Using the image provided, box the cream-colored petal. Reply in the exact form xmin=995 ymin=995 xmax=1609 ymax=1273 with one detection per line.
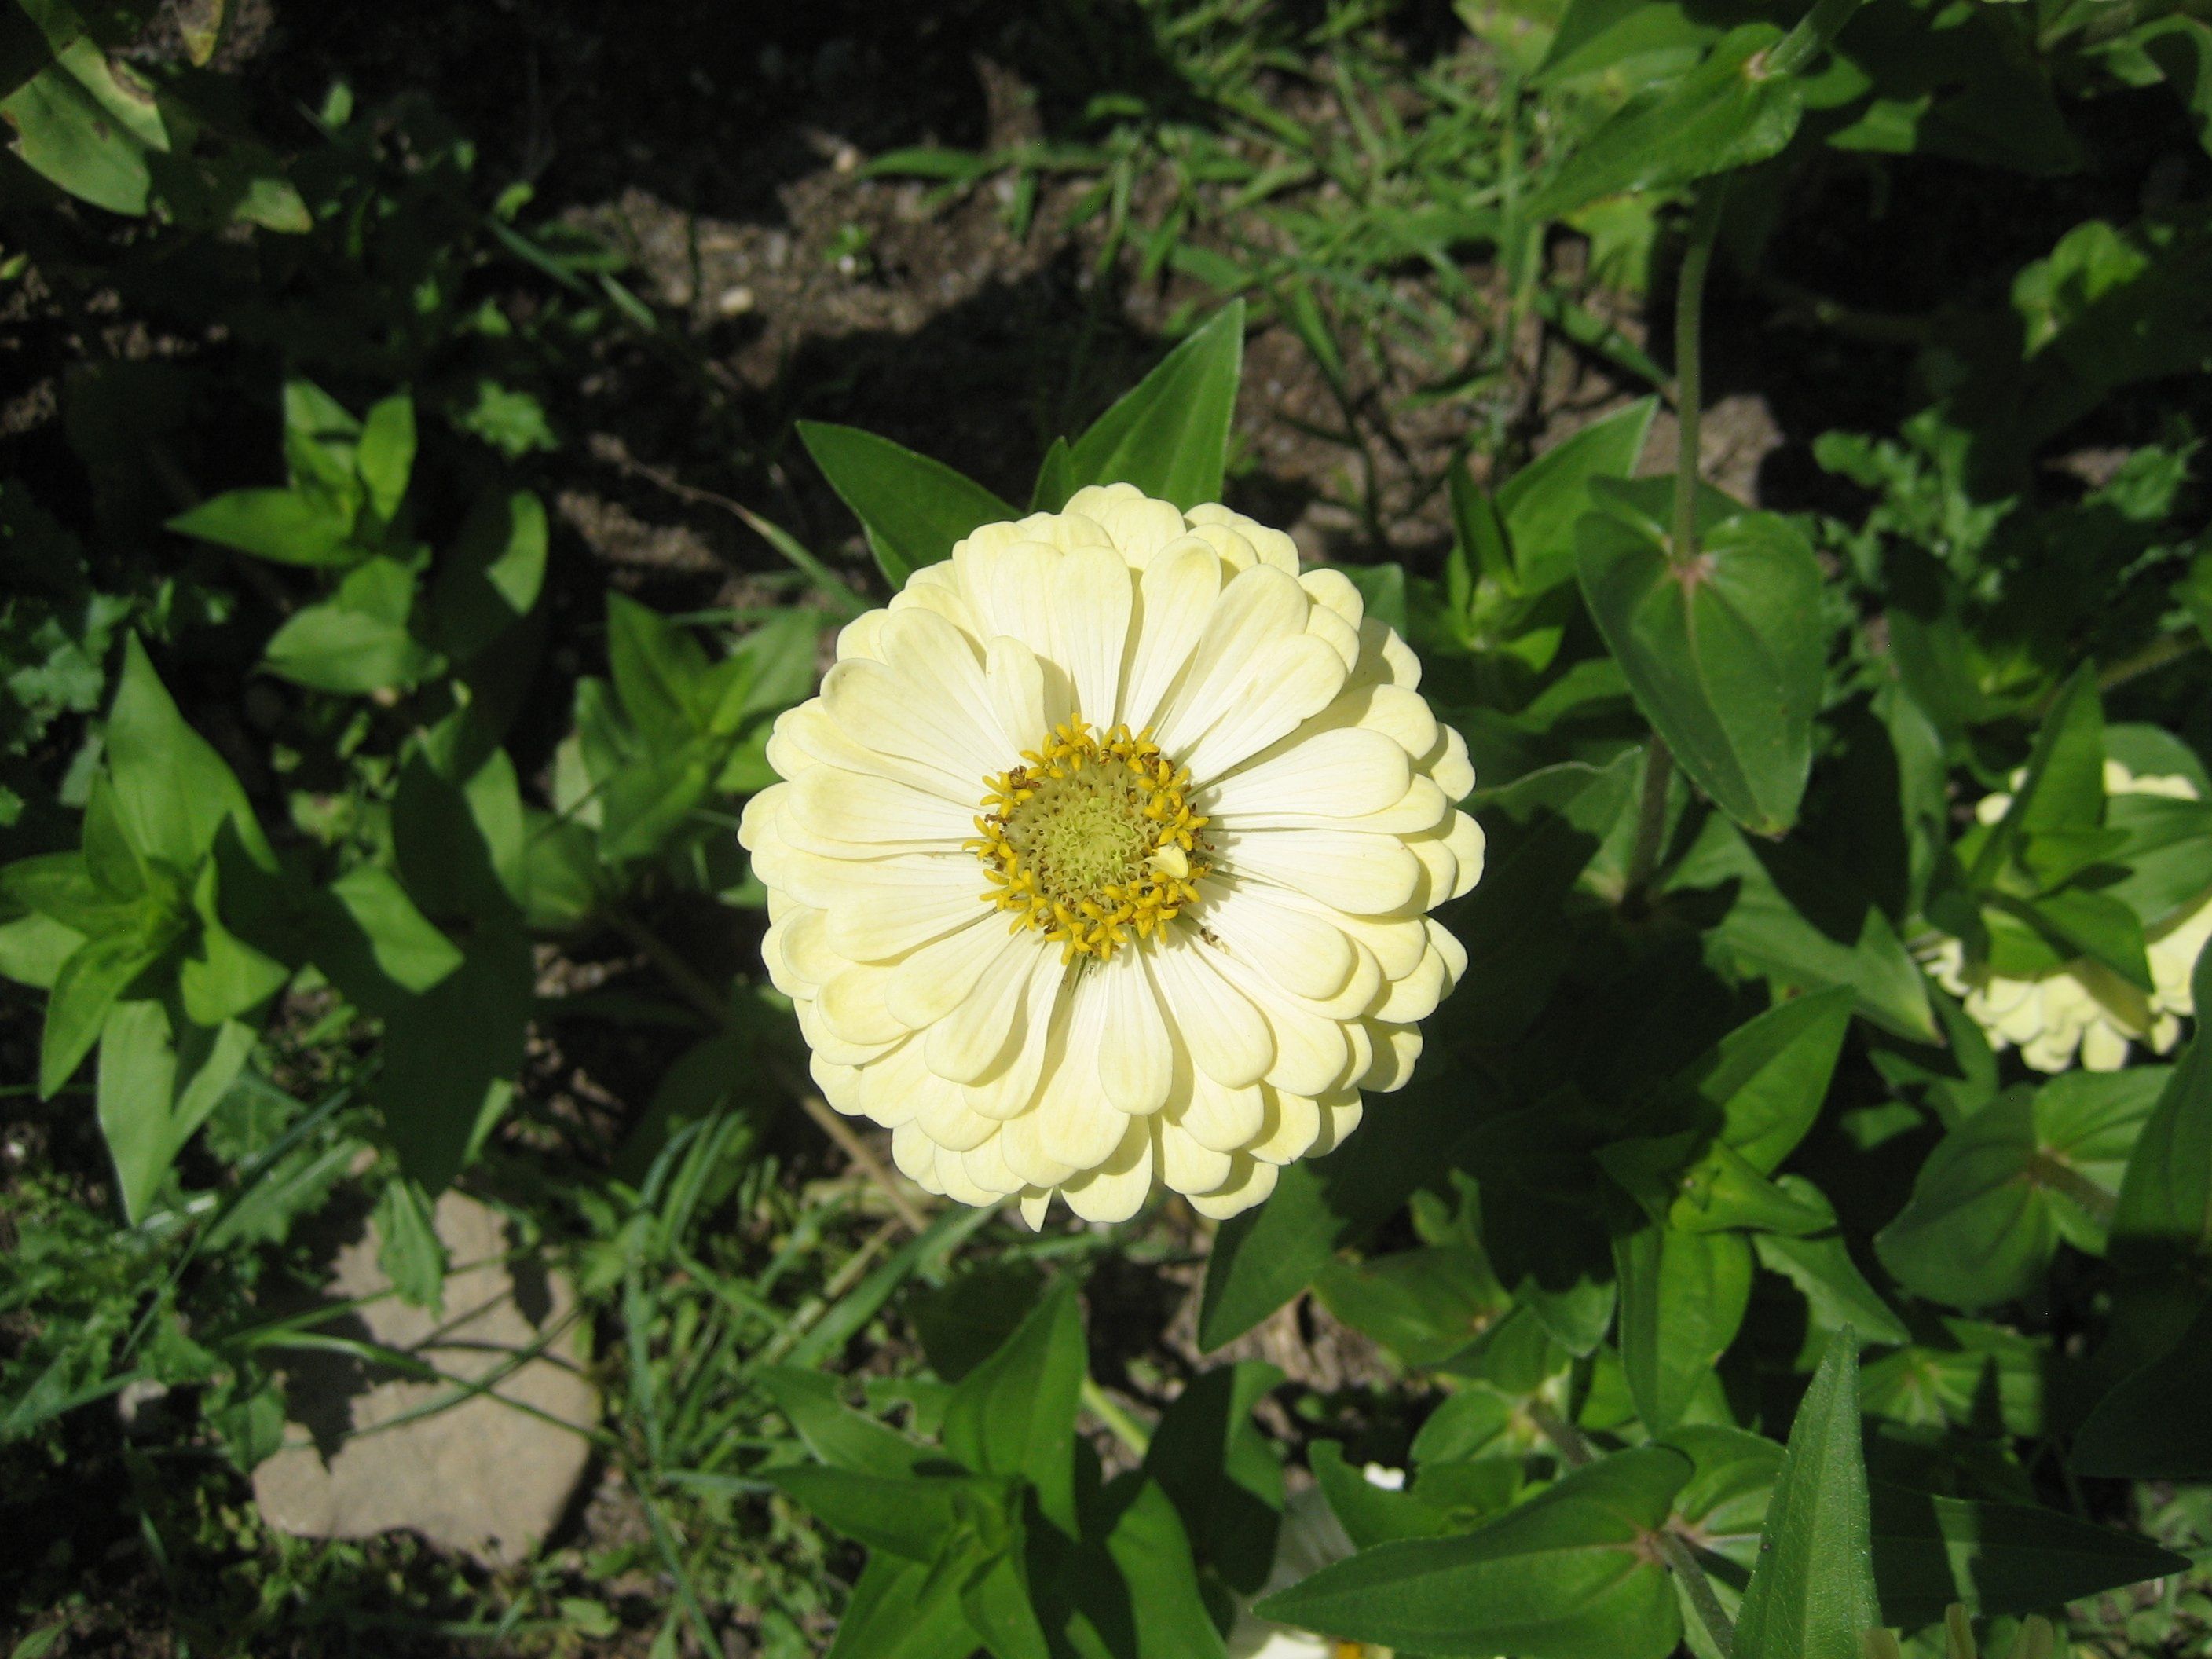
xmin=824 ymin=874 xmax=987 ymax=962
xmin=1098 ymin=952 xmax=1174 ymax=1115
xmin=774 ymin=700 xmax=980 ymax=805
xmin=1201 ymin=882 xmax=1356 ymax=1002
xmin=1065 ymin=485 xmax=1188 ymax=568
xmin=833 ymin=610 xmax=891 ymax=663
xmin=1217 ymin=828 xmax=1423 ymax=916
xmin=916 ymin=1068 xmax=1002 ymax=1152
xmin=1187 ymin=503 xmax=1300 ymax=574
xmin=822 ymin=657 xmax=1002 ymax=791
xmin=1202 ymin=727 xmax=1412 ymax=822
xmin=1019 ymin=1188 xmax=1053 ymax=1230
xmin=2080 ymin=1020 xmax=2130 ymax=1072
xmin=954 ymin=538 xmax=1059 ymax=660
xmin=1170 ymin=1069 xmax=1267 ymax=1154
xmin=961 ymin=1133 xmax=1027 ymax=1197
xmin=1061 ymin=1114 xmax=1155 ymax=1222
xmin=789 ymin=764 xmax=976 ymax=851
xmin=1053 ymin=545 xmax=1134 ymax=726
xmin=1147 ymin=930 xmax=1273 ymax=1086
xmin=817 ymin=961 xmax=910 ymax=1046
xmin=1426 ymin=722 xmax=1476 ymax=801
xmin=1155 ymin=1118 xmax=1234 ymax=1196
xmin=1299 ymin=567 xmax=1364 ymax=634
xmin=926 ymin=932 xmax=1057 ymax=1083
xmin=886 ymin=917 xmax=1018 ymax=1028
xmin=1188 ymin=1155 xmax=1278 ymax=1219
xmin=1443 ymin=810 xmax=1485 ymax=899
xmin=1347 ymin=618 xmax=1421 ymax=692
xmin=1372 ymin=943 xmax=1449 ymax=1024
xmin=1000 ymin=1104 xmax=1079 ymax=1188
xmin=931 ymin=1143 xmax=999 ymax=1207
xmin=1248 ymin=1088 xmax=1321 ymax=1164
xmin=891 ymin=1120 xmax=939 ymax=1185
xmin=1038 ymin=971 xmax=1127 ymax=1169
xmin=1199 ymin=950 xmax=1350 ymax=1095
xmin=985 ymin=634 xmax=1069 ymax=757
xmin=1361 ymin=1021 xmax=1421 ymax=1090
xmin=962 ymin=953 xmax=1069 ymax=1119
xmin=1312 ymin=1088 xmax=1364 ymax=1155
xmin=1119 ymin=541 xmax=1223 ymax=734
xmin=1152 ymin=566 xmax=1311 ymax=756
xmin=1178 ymin=633 xmax=1348 ymax=781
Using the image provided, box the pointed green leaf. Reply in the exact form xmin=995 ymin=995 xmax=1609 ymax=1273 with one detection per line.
xmin=2072 ymin=1295 xmax=2212 ymax=1479
xmin=1141 ymin=1360 xmax=1285 ymax=1592
xmin=1615 ymin=1222 xmax=1752 ymax=1434
xmin=606 ymin=592 xmax=712 ymax=751
xmin=1254 ymin=1446 xmax=1690 ymax=1659
xmin=42 ymin=928 xmax=160 ymax=1099
xmin=760 ymin=1367 xmax=931 ymax=1478
xmin=107 ymin=635 xmax=270 ymax=871
xmin=1683 ymin=987 xmax=1855 ymax=1174
xmin=1091 ymin=1473 xmax=1232 ymax=1659
xmin=1870 ymin=1483 xmax=2191 ymax=1624
xmin=799 ymin=420 xmax=1019 ymax=588
xmin=355 ymin=393 xmax=416 ymax=525
xmin=942 ymin=1278 xmax=1085 ymax=1535
xmin=262 ymin=556 xmax=440 ymax=694
xmin=1578 ymin=508 xmax=1826 ymax=837
xmin=1064 ymin=302 xmax=1244 ymax=510
xmin=1497 ymin=397 xmax=1657 ymax=595
xmin=1734 ymin=1330 xmax=1879 ymax=1659
xmin=167 ymin=487 xmax=360 ymax=566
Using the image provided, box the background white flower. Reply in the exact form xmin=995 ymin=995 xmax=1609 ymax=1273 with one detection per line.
xmin=739 ymin=484 xmax=1479 ymax=1225
xmin=1925 ymin=760 xmax=2212 ymax=1071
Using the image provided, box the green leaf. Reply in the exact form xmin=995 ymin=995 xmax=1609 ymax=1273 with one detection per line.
xmin=42 ymin=928 xmax=161 ymax=1099
xmin=798 ymin=421 xmax=1019 ymax=589
xmin=1526 ymin=26 xmax=1807 ymax=222
xmin=1198 ymin=1069 xmax=1469 ymax=1349
xmin=1869 ymin=1483 xmax=2192 ymax=1624
xmin=941 ymin=1278 xmax=1085 ymax=1536
xmin=1254 ymin=1446 xmax=1690 ymax=1659
xmin=1860 ymin=1317 xmax=2047 ymax=1439
xmin=2108 ymin=943 xmax=2212 ymax=1359
xmin=167 ymin=487 xmax=359 ymax=566
xmin=1668 ymin=815 xmax=1939 ymax=1042
xmin=0 ymin=57 xmax=151 ymax=214
xmin=95 ymin=1000 xmax=253 ymax=1222
xmin=373 ymin=1174 xmax=446 ymax=1313
xmin=1682 ymin=987 xmax=1855 ymax=1174
xmin=759 ymin=1367 xmax=931 ymax=1478
xmin=1316 ymin=1246 xmax=1509 ymax=1369
xmin=1968 ymin=667 xmax=2105 ymax=891
xmin=1875 ymin=1069 xmax=2165 ymax=1310
xmin=374 ymin=934 xmax=531 ymax=1191
xmin=1733 ymin=1330 xmax=1878 ymax=1659
xmin=1614 ymin=1222 xmax=1752 ymax=1434
xmin=317 ymin=865 xmax=464 ymax=1003
xmin=355 ymin=393 xmax=416 ymax=525
xmin=606 ymin=592 xmax=711 ymax=753
xmin=1577 ymin=508 xmax=1826 ymax=837
xmin=430 ymin=489 xmax=548 ymax=659
xmin=1031 ymin=436 xmax=1075 ymax=514
xmin=1496 ymin=397 xmax=1658 ymax=595
xmin=107 ymin=635 xmax=270 ymax=872
xmin=1311 ymin=1437 xmax=1457 ymax=1547
xmin=1141 ymin=1361 xmax=1284 ymax=1593
xmin=1090 ymin=1473 xmax=1232 ymax=1659
xmin=262 ymin=556 xmax=441 ymax=695
xmin=2071 ymin=1295 xmax=2212 ymax=1479
xmin=1064 ymin=302 xmax=1244 ymax=511
xmin=826 ymin=1555 xmax=976 ymax=1659
xmin=1753 ymin=1178 xmax=1910 ymax=1346
xmin=762 ymin=1466 xmax=998 ymax=1562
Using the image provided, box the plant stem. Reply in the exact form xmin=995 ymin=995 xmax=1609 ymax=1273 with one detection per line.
xmin=1672 ymin=181 xmax=1730 ymax=569
xmin=1657 ymin=1530 xmax=1738 ymax=1659
xmin=1081 ymin=1377 xmax=1154 ymax=1458
xmin=609 ymin=906 xmax=929 ymax=1234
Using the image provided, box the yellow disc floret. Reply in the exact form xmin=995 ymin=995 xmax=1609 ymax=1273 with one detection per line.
xmin=968 ymin=717 xmax=1211 ymax=962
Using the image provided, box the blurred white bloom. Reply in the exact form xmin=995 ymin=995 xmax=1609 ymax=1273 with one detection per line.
xmin=1228 ymin=1465 xmax=1402 ymax=1659
xmin=741 ymin=485 xmax=1479 ymax=1225
xmin=1925 ymin=760 xmax=2212 ymax=1071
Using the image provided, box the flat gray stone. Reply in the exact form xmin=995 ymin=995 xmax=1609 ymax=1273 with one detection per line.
xmin=252 ymin=1188 xmax=599 ymax=1567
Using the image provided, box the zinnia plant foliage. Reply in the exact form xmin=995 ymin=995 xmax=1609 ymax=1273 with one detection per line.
xmin=9 ymin=0 xmax=2212 ymax=1652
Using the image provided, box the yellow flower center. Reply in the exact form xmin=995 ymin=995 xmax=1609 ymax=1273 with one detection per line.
xmin=968 ymin=716 xmax=1211 ymax=962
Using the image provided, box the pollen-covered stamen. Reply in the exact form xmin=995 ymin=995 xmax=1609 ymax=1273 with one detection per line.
xmin=966 ymin=716 xmax=1212 ymax=962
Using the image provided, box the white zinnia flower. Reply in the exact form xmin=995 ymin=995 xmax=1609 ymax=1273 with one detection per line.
xmin=1924 ymin=760 xmax=2212 ymax=1072
xmin=738 ymin=484 xmax=1479 ymax=1226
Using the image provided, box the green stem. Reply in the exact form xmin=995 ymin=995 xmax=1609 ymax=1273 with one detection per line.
xmin=1081 ymin=1377 xmax=1153 ymax=1458
xmin=1672 ymin=181 xmax=1730 ymax=569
